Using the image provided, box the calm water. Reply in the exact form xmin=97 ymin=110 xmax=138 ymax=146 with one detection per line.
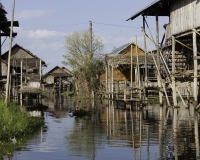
xmin=2 ymin=97 xmax=200 ymax=160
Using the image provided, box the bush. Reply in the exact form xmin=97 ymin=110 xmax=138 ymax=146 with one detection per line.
xmin=0 ymin=99 xmax=44 ymax=142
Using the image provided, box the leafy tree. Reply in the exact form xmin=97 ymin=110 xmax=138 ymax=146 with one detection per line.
xmin=63 ymin=30 xmax=104 ymax=97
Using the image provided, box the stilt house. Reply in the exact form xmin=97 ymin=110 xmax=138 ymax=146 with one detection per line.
xmin=1 ymin=43 xmax=46 ymax=100
xmin=127 ymin=0 xmax=200 ymax=106
xmin=100 ymin=42 xmax=155 ymax=100
xmin=43 ymin=66 xmax=73 ymax=95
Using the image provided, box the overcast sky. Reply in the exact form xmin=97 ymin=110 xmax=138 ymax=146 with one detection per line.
xmin=1 ymin=0 xmax=169 ymax=73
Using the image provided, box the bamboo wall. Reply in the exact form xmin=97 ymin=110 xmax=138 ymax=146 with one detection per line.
xmin=166 ymin=0 xmax=200 ymax=39
xmin=1 ymin=61 xmax=7 ymax=76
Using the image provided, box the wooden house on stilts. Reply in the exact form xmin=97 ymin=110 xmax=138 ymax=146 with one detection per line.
xmin=100 ymin=42 xmax=156 ymax=101
xmin=43 ymin=66 xmax=73 ymax=97
xmin=127 ymin=0 xmax=200 ymax=107
xmin=1 ymin=43 xmax=46 ymax=106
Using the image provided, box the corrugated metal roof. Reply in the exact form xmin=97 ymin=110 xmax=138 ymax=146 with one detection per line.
xmin=110 ymin=43 xmax=130 ymax=55
xmin=126 ymin=0 xmax=170 ymax=21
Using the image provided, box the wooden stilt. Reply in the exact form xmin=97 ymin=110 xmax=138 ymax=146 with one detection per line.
xmin=116 ymin=81 xmax=118 ymax=100
xmin=105 ymin=65 xmax=108 ymax=94
xmin=156 ymin=14 xmax=163 ymax=105
xmin=130 ymin=44 xmax=133 ymax=100
xmin=124 ymin=81 xmax=126 ymax=101
xmin=20 ymin=60 xmax=23 ymax=107
xmin=172 ymin=36 xmax=177 ymax=106
xmin=111 ymin=65 xmax=114 ymax=99
xmin=108 ymin=65 xmax=111 ymax=99
xmin=187 ymin=81 xmax=191 ymax=105
xmin=193 ymin=32 xmax=198 ymax=107
xmin=144 ymin=32 xmax=170 ymax=106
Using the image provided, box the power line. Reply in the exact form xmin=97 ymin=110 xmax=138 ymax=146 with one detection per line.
xmin=22 ymin=23 xmax=88 ymax=29
xmin=93 ymin=26 xmax=130 ymax=34
xmin=93 ymin=21 xmax=141 ymax=28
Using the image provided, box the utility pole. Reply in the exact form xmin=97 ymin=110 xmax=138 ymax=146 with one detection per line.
xmin=5 ymin=0 xmax=15 ymax=102
xmin=89 ymin=21 xmax=93 ymax=59
xmin=89 ymin=21 xmax=94 ymax=98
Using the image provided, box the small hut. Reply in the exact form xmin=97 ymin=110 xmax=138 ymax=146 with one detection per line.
xmin=100 ymin=42 xmax=155 ymax=100
xmin=43 ymin=66 xmax=73 ymax=95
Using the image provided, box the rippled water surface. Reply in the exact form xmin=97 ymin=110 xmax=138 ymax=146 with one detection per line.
xmin=3 ymin=98 xmax=200 ymax=160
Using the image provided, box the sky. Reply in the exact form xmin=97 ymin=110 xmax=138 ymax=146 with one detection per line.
xmin=1 ymin=0 xmax=169 ymax=74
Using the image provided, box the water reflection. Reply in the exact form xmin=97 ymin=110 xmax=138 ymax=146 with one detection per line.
xmin=2 ymin=97 xmax=200 ymax=160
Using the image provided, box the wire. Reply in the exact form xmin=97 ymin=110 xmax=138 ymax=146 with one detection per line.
xmin=93 ymin=26 xmax=130 ymax=34
xmin=93 ymin=21 xmax=140 ymax=28
xmin=22 ymin=23 xmax=88 ymax=29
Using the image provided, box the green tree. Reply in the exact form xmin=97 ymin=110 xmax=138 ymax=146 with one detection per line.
xmin=63 ymin=29 xmax=104 ymax=97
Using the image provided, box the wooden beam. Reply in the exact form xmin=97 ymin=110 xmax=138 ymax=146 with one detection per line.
xmin=193 ymin=56 xmax=200 ymax=60
xmin=175 ymin=39 xmax=200 ymax=54
xmin=188 ymin=26 xmax=200 ymax=37
xmin=0 ymin=21 xmax=19 ymax=27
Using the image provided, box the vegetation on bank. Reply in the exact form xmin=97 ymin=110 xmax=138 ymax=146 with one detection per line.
xmin=0 ymin=100 xmax=44 ymax=143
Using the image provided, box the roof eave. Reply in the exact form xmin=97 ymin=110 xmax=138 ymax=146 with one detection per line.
xmin=126 ymin=0 xmax=170 ymax=21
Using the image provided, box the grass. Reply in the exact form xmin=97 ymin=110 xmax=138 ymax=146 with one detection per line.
xmin=0 ymin=99 xmax=44 ymax=142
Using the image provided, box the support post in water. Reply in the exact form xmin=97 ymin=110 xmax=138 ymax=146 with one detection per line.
xmin=172 ymin=36 xmax=177 ymax=106
xmin=156 ymin=14 xmax=163 ymax=105
xmin=193 ymin=31 xmax=198 ymax=108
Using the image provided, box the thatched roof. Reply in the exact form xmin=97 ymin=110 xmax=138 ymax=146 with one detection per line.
xmin=105 ymin=54 xmax=155 ymax=68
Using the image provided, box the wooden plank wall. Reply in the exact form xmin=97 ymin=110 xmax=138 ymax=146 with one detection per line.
xmin=167 ymin=0 xmax=200 ymax=38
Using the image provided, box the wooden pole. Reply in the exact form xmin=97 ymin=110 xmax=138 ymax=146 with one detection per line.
xmin=108 ymin=65 xmax=110 ymax=99
xmin=89 ymin=21 xmax=93 ymax=59
xmin=194 ymin=112 xmax=199 ymax=158
xmin=111 ymin=65 xmax=114 ymax=99
xmin=105 ymin=65 xmax=108 ymax=94
xmin=130 ymin=44 xmax=133 ymax=99
xmin=156 ymin=14 xmax=163 ymax=105
xmin=135 ymin=37 xmax=140 ymax=88
xmin=39 ymin=58 xmax=42 ymax=104
xmin=5 ymin=0 xmax=15 ymax=102
xmin=20 ymin=60 xmax=22 ymax=107
xmin=172 ymin=36 xmax=177 ymax=106
xmin=124 ymin=80 xmax=126 ymax=101
xmin=193 ymin=32 xmax=198 ymax=107
xmin=175 ymin=39 xmax=200 ymax=54
xmin=143 ymin=16 xmax=148 ymax=84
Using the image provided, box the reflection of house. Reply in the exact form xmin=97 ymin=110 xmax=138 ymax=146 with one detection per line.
xmin=43 ymin=66 xmax=73 ymax=94
xmin=100 ymin=42 xmax=155 ymax=100
xmin=1 ymin=43 xmax=46 ymax=103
